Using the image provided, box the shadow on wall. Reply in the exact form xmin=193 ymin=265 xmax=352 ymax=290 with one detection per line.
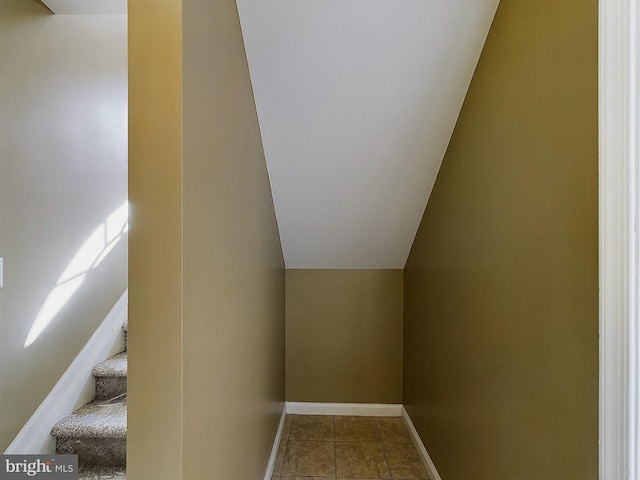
xmin=24 ymin=202 xmax=129 ymax=348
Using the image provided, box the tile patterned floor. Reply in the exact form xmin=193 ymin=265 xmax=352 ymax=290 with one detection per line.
xmin=272 ymin=414 xmax=430 ymax=480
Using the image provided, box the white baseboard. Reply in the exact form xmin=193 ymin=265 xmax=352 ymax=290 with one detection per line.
xmin=286 ymin=402 xmax=402 ymax=417
xmin=263 ymin=405 xmax=287 ymax=480
xmin=4 ymin=290 xmax=128 ymax=454
xmin=401 ymin=406 xmax=442 ymax=480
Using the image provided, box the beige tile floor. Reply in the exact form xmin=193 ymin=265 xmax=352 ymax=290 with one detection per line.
xmin=272 ymin=414 xmax=430 ymax=480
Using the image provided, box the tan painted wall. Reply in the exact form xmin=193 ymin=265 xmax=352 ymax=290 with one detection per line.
xmin=128 ymin=0 xmax=183 ymax=478
xmin=128 ymin=0 xmax=285 ymax=478
xmin=0 ymin=0 xmax=127 ymax=450
xmin=181 ymin=0 xmax=285 ymax=478
xmin=403 ymin=1 xmax=598 ymax=479
xmin=286 ymin=270 xmax=403 ymax=403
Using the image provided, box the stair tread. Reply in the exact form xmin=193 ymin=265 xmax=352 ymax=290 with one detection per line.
xmin=92 ymin=352 xmax=127 ymax=377
xmin=78 ymin=466 xmax=126 ymax=480
xmin=52 ymin=400 xmax=127 ymax=439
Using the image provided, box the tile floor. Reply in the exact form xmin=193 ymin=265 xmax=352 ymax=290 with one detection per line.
xmin=272 ymin=414 xmax=430 ymax=480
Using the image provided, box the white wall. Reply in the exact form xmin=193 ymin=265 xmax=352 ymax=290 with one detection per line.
xmin=0 ymin=0 xmax=127 ymax=450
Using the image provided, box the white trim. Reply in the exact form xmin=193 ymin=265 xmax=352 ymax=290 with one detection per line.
xmin=4 ymin=291 xmax=128 ymax=454
xmin=629 ymin=1 xmax=640 ymax=476
xmin=285 ymin=402 xmax=402 ymax=417
xmin=401 ymin=407 xmax=442 ymax=480
xmin=629 ymin=0 xmax=640 ymax=475
xmin=39 ymin=0 xmax=126 ymax=15
xmin=600 ymin=0 xmax=640 ymax=478
xmin=263 ymin=405 xmax=287 ymax=480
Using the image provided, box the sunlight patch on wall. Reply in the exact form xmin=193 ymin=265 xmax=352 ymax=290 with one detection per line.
xmin=24 ymin=202 xmax=129 ymax=348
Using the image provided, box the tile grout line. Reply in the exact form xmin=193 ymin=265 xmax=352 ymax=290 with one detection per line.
xmin=376 ymin=416 xmax=394 ymax=480
xmin=280 ymin=414 xmax=291 ymax=478
xmin=333 ymin=415 xmax=337 ymax=479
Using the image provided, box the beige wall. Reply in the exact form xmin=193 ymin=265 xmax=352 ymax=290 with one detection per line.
xmin=128 ymin=0 xmax=183 ymax=478
xmin=286 ymin=270 xmax=403 ymax=403
xmin=403 ymin=1 xmax=598 ymax=479
xmin=181 ymin=0 xmax=285 ymax=477
xmin=128 ymin=0 xmax=285 ymax=478
xmin=0 ymin=0 xmax=127 ymax=450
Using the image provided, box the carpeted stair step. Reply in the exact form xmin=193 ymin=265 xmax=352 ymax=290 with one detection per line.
xmin=78 ymin=465 xmax=126 ymax=480
xmin=122 ymin=320 xmax=127 ymax=352
xmin=52 ymin=400 xmax=126 ymax=467
xmin=92 ymin=352 xmax=127 ymax=402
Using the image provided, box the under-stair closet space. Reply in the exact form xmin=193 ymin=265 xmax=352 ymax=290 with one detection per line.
xmin=0 ymin=0 xmax=600 ymax=479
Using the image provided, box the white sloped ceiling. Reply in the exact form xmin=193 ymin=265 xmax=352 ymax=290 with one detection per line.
xmin=42 ymin=0 xmax=498 ymax=268
xmin=237 ymin=0 xmax=499 ymax=268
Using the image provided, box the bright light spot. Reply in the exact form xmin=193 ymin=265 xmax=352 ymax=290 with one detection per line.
xmin=58 ymin=224 xmax=106 ymax=284
xmin=93 ymin=239 xmax=119 ymax=269
xmin=24 ymin=202 xmax=128 ymax=348
xmin=106 ymin=202 xmax=128 ymax=243
xmin=24 ymin=275 xmax=86 ymax=348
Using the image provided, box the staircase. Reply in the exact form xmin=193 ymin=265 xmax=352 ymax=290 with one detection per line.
xmin=51 ymin=321 xmax=127 ymax=479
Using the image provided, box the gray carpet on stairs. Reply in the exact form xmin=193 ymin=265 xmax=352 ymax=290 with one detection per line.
xmin=51 ymin=320 xmax=128 ymax=475
xmin=93 ymin=352 xmax=128 ymax=401
xmin=52 ymin=400 xmax=127 ymax=438
xmin=78 ymin=466 xmax=126 ymax=480
xmin=52 ymin=400 xmax=127 ymax=467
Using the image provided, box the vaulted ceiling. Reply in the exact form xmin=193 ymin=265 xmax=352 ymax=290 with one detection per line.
xmin=42 ymin=0 xmax=499 ymax=269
